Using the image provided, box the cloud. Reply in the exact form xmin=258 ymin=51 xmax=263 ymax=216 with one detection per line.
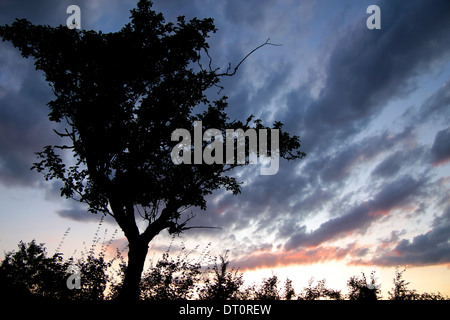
xmin=285 ymin=175 xmax=427 ymax=250
xmin=417 ymin=81 xmax=450 ymax=124
xmin=0 ymin=43 xmax=58 ymax=187
xmin=431 ymin=127 xmax=450 ymax=166
xmin=371 ymin=150 xmax=407 ymax=178
xmin=231 ymin=242 xmax=368 ymax=270
xmin=0 ymin=0 xmax=135 ymax=31
xmin=371 ymin=205 xmax=450 ymax=266
xmin=56 ymin=202 xmax=106 ymax=223
xmin=280 ymin=0 xmax=450 ymax=154
xmin=319 ymin=131 xmax=402 ymax=183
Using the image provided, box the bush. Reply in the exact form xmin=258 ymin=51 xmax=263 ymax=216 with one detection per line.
xmin=198 ymin=253 xmax=244 ymax=300
xmin=0 ymin=240 xmax=111 ymax=301
xmin=298 ymin=278 xmax=342 ymax=300
xmin=388 ymin=267 xmax=448 ymax=300
xmin=346 ymin=271 xmax=380 ymax=300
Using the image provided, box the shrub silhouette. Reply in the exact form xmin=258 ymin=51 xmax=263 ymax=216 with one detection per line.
xmin=254 ymin=275 xmax=281 ymax=300
xmin=283 ymin=278 xmax=297 ymax=300
xmin=346 ymin=271 xmax=380 ymax=300
xmin=0 ymin=240 xmax=67 ymax=301
xmin=139 ymin=252 xmax=202 ymax=300
xmin=0 ymin=240 xmax=111 ymax=301
xmin=388 ymin=267 xmax=448 ymax=300
xmin=199 ymin=253 xmax=244 ymax=300
xmin=298 ymin=278 xmax=342 ymax=300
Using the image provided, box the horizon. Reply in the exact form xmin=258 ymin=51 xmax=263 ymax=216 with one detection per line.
xmin=0 ymin=0 xmax=449 ymax=299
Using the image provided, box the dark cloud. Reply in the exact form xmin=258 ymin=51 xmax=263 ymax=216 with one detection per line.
xmin=431 ymin=127 xmax=450 ymax=166
xmin=377 ymin=230 xmax=407 ymax=249
xmin=281 ymin=0 xmax=450 ymax=154
xmin=285 ymin=175 xmax=427 ymax=250
xmin=56 ymin=201 xmax=115 ymax=224
xmin=372 ymin=151 xmax=405 ymax=178
xmin=0 ymin=1 xmax=136 ymax=189
xmin=0 ymin=0 xmax=135 ymax=31
xmin=417 ymin=81 xmax=450 ymax=124
xmin=319 ymin=132 xmax=398 ymax=183
xmin=0 ymin=42 xmax=58 ymax=187
xmin=223 ymin=0 xmax=272 ymax=27
xmin=56 ymin=206 xmax=100 ymax=223
xmin=372 ymin=205 xmax=450 ymax=266
xmin=0 ymin=0 xmax=63 ymax=25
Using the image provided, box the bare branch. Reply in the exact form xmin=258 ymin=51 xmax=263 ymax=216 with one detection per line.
xmin=54 ymin=144 xmax=75 ymax=150
xmin=182 ymin=226 xmax=222 ymax=231
xmin=216 ymin=38 xmax=282 ymax=77
xmin=53 ymin=128 xmax=71 ymax=137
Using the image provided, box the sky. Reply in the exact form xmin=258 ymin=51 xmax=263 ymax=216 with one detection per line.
xmin=0 ymin=0 xmax=449 ymax=298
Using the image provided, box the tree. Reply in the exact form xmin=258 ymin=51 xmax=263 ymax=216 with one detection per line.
xmin=0 ymin=0 xmax=305 ymax=301
xmin=283 ymin=278 xmax=296 ymax=300
xmin=346 ymin=271 xmax=380 ymax=301
xmin=199 ymin=253 xmax=244 ymax=300
xmin=254 ymin=275 xmax=281 ymax=300
xmin=298 ymin=277 xmax=342 ymax=300
xmin=388 ymin=267 xmax=413 ymax=300
xmin=0 ymin=240 xmax=110 ymax=301
xmin=0 ymin=240 xmax=67 ymax=301
xmin=388 ymin=267 xmax=448 ymax=300
xmin=139 ymin=252 xmax=202 ymax=300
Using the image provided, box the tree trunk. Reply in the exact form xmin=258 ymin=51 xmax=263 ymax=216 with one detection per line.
xmin=117 ymin=238 xmax=149 ymax=301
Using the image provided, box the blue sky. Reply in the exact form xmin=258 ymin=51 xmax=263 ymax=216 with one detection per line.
xmin=0 ymin=0 xmax=449 ymax=297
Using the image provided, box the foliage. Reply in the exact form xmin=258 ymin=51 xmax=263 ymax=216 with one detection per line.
xmin=346 ymin=271 xmax=380 ymax=301
xmin=140 ymin=252 xmax=202 ymax=300
xmin=298 ymin=278 xmax=342 ymax=300
xmin=283 ymin=278 xmax=296 ymax=300
xmin=388 ymin=267 xmax=448 ymax=300
xmin=252 ymin=275 xmax=281 ymax=300
xmin=0 ymin=240 xmax=109 ymax=301
xmin=0 ymin=240 xmax=67 ymax=300
xmin=198 ymin=253 xmax=244 ymax=300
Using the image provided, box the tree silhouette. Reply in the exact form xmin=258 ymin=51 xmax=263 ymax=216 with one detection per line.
xmin=199 ymin=253 xmax=244 ymax=300
xmin=254 ymin=275 xmax=281 ymax=300
xmin=283 ymin=278 xmax=296 ymax=300
xmin=0 ymin=240 xmax=110 ymax=301
xmin=0 ymin=240 xmax=67 ymax=301
xmin=388 ymin=268 xmax=412 ymax=300
xmin=346 ymin=271 xmax=380 ymax=301
xmin=388 ymin=267 xmax=448 ymax=300
xmin=298 ymin=277 xmax=342 ymax=300
xmin=0 ymin=0 xmax=305 ymax=300
xmin=139 ymin=252 xmax=202 ymax=300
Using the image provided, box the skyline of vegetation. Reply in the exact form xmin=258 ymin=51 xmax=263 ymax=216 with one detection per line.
xmin=1 ymin=235 xmax=447 ymax=302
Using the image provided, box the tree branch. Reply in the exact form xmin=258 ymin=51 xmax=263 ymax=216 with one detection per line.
xmin=181 ymin=226 xmax=222 ymax=231
xmin=216 ymin=38 xmax=282 ymax=77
